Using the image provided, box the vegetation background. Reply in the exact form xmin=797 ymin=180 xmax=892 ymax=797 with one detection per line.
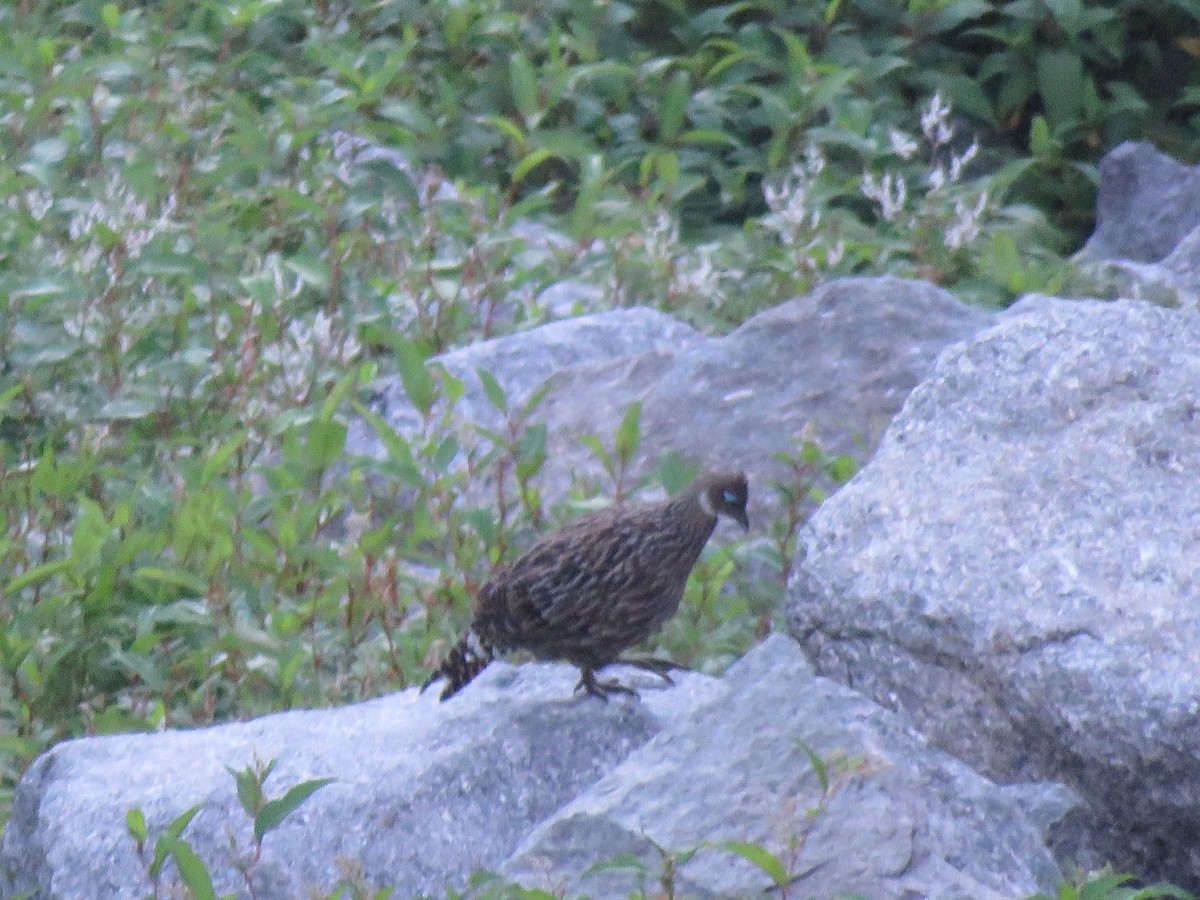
xmin=1 ymin=0 xmax=1199 ymax=894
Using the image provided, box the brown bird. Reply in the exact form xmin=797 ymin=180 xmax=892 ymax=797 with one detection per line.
xmin=423 ymin=471 xmax=749 ymax=701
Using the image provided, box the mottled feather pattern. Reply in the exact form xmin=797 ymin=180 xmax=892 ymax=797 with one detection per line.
xmin=423 ymin=471 xmax=748 ymax=700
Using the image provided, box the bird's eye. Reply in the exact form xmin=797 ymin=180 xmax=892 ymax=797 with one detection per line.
xmin=722 ymin=490 xmax=738 ymax=504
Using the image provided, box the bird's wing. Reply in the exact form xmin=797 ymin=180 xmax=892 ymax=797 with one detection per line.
xmin=491 ymin=508 xmax=668 ymax=650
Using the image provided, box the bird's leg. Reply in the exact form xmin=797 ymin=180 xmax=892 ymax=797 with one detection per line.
xmin=574 ymin=667 xmax=638 ymax=701
xmin=615 ymin=655 xmax=684 ymax=685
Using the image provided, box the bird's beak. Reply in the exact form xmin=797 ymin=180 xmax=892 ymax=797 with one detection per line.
xmin=734 ymin=509 xmax=749 ymax=532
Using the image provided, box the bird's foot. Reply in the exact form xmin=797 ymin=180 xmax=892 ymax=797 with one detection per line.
xmin=574 ymin=668 xmax=638 ymax=701
xmin=616 ymin=655 xmax=684 ymax=685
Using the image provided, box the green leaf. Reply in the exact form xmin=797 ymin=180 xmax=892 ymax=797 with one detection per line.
xmin=201 ymin=433 xmax=245 ymax=485
xmin=165 ymin=837 xmax=215 ymax=900
xmin=131 ymin=566 xmax=209 ymax=597
xmin=795 ymin=737 xmax=829 ymax=793
xmin=226 ymin=764 xmax=264 ymax=817
xmin=150 ymin=805 xmax=203 ymax=877
xmin=439 ymin=366 xmax=465 ymax=405
xmin=583 ymin=853 xmax=651 ymax=878
xmin=305 ymin=419 xmax=347 ymax=471
xmin=1077 ymin=872 xmax=1132 ymax=900
xmin=519 ymin=378 xmax=555 ymax=419
xmin=1041 ymin=0 xmax=1084 ymax=38
xmin=320 ymin=369 xmax=360 ymax=422
xmin=570 ymin=156 xmax=610 ymax=237
xmin=477 ymin=368 xmax=507 ymax=412
xmin=394 ymin=339 xmax=436 ymax=416
xmin=679 ymin=129 xmax=740 ymax=147
xmin=465 ymin=507 xmax=498 ymax=545
xmin=432 ymin=434 xmax=460 ymax=470
xmin=482 ymin=114 xmax=527 ymax=147
xmin=511 ymin=148 xmax=560 ymax=185
xmin=1123 ymin=884 xmax=1196 ymax=900
xmin=254 ymin=778 xmax=335 ymax=843
xmin=101 ymin=3 xmax=120 ymax=32
xmin=719 ymin=840 xmax=789 ymax=886
xmin=580 ymin=434 xmax=612 ymax=471
xmin=284 ymin=255 xmax=329 ymax=290
xmin=659 ymin=70 xmax=691 ymax=142
xmin=825 ymin=454 xmax=858 ymax=485
xmin=516 ymin=423 xmax=547 ymax=480
xmin=1036 ymin=49 xmax=1084 ymax=128
xmin=1029 ymin=116 xmax=1056 ymax=156
xmin=918 ymin=72 xmax=994 ymax=123
xmin=510 ymin=52 xmax=540 ymax=124
xmin=126 ymin=808 xmax=148 ymax=843
xmin=352 ymin=402 xmax=423 ymax=486
xmin=164 ymin=804 xmax=203 ymax=841
xmin=6 ymin=558 xmax=74 ymax=595
xmin=614 ymin=401 xmax=642 ymax=466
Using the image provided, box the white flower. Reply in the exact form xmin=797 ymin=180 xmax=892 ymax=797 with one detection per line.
xmin=944 ymin=191 xmax=989 ymax=250
xmin=25 ymin=190 xmax=53 ymax=221
xmin=921 ymin=92 xmax=953 ymax=147
xmin=948 ymin=139 xmax=979 ymax=182
xmin=804 ymin=144 xmax=826 ymax=176
xmin=646 ymin=212 xmax=679 ymax=263
xmin=764 ymin=161 xmax=820 ymax=236
xmin=888 ymin=130 xmax=919 ymax=160
xmin=861 ymin=172 xmax=907 ymax=222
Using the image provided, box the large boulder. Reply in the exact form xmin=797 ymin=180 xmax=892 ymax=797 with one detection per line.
xmin=1 ymin=664 xmax=723 ymax=900
xmin=1081 ymin=141 xmax=1200 ymax=264
xmin=1 ymin=637 xmax=1069 ymax=899
xmin=1080 ymin=142 xmax=1200 ymax=306
xmin=788 ymin=294 xmax=1200 ymax=886
xmin=503 ymin=635 xmax=1069 ymax=899
xmin=349 ymin=277 xmax=991 ymax=510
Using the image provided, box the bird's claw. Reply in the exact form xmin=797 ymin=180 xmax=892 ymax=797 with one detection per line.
xmin=575 ymin=668 xmax=639 ymax=701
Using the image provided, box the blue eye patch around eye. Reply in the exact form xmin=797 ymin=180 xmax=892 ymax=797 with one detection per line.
xmin=722 ymin=490 xmax=739 ymax=503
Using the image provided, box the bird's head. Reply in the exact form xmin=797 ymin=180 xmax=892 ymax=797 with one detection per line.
xmin=698 ymin=471 xmax=750 ymax=532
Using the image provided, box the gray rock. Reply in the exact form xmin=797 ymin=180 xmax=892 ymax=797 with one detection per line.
xmin=1000 ymin=782 xmax=1098 ymax=876
xmin=350 ymin=277 xmax=991 ymax=515
xmin=1 ymin=664 xmax=724 ymax=900
xmin=503 ymin=635 xmax=1065 ymax=899
xmin=788 ymin=294 xmax=1200 ymax=886
xmin=2 ymin=637 xmax=1068 ymax=900
xmin=1159 ymin=224 xmax=1200 ymax=300
xmin=543 ymin=277 xmax=990 ymax=490
xmin=1081 ymin=141 xmax=1200 ymax=263
xmin=1080 ymin=222 xmax=1200 ymax=309
xmin=346 ymin=306 xmax=703 ymax=453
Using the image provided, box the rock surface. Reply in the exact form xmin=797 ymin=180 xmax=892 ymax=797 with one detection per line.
xmin=2 ymin=664 xmax=722 ymax=900
xmin=1 ymin=637 xmax=1066 ymax=899
xmin=1080 ymin=142 xmax=1200 ymax=306
xmin=789 ymin=294 xmax=1200 ymax=887
xmin=348 ymin=277 xmax=991 ymax=511
xmin=1081 ymin=141 xmax=1200 ymax=264
xmin=503 ymin=635 xmax=1066 ymax=900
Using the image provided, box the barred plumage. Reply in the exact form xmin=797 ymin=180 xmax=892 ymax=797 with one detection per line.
xmin=423 ymin=471 xmax=749 ymax=701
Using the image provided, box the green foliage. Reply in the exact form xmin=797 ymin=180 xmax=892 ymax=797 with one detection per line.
xmin=127 ymin=803 xmax=214 ymax=900
xmin=225 ymin=756 xmax=335 ymax=845
xmin=127 ymin=757 xmax=334 ymax=899
xmin=1028 ymin=868 xmax=1196 ymax=900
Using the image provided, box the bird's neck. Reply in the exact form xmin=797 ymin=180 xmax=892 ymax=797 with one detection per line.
xmin=667 ymin=484 xmax=719 ymax=548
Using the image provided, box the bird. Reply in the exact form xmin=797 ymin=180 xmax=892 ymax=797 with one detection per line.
xmin=422 ymin=471 xmax=749 ymax=701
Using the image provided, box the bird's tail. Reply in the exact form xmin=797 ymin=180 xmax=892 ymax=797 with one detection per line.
xmin=421 ymin=629 xmax=494 ymax=701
